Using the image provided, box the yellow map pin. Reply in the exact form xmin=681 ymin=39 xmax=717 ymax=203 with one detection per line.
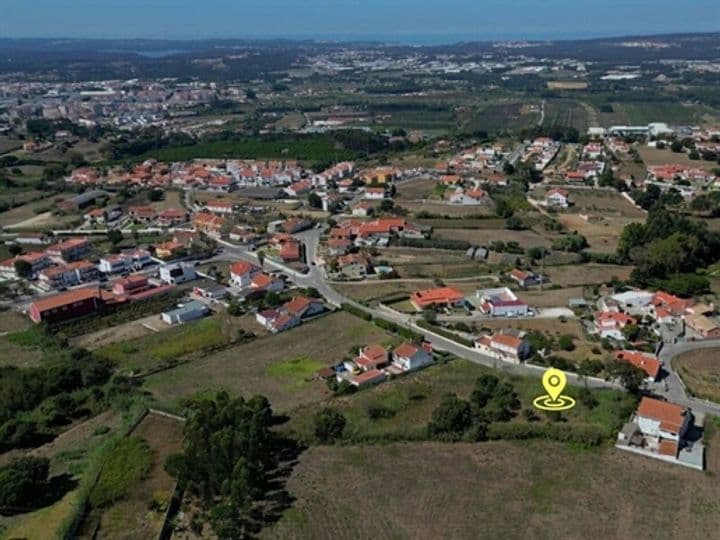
xmin=542 ymin=368 xmax=566 ymax=403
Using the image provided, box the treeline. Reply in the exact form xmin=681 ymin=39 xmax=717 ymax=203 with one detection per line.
xmin=617 ymin=207 xmax=719 ymax=294
xmin=0 ymin=345 xmax=115 ymax=452
xmin=165 ymin=392 xmax=278 ymax=538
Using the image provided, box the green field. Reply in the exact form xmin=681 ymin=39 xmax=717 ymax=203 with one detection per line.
xmin=132 ymin=136 xmax=358 ymax=163
xmin=282 ymin=358 xmax=637 ymax=444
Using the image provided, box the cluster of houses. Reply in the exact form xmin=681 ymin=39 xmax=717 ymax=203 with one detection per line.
xmin=436 ymin=144 xmax=508 ymax=174
xmin=325 ymin=217 xmax=426 ymax=254
xmin=255 ymin=295 xmax=325 ymax=333
xmin=523 ymin=137 xmax=561 ymax=171
xmin=594 ymin=289 xmax=719 ymax=340
xmin=328 ymin=341 xmax=435 ymax=388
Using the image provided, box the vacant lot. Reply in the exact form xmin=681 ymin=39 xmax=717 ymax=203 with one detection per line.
xmin=544 ymin=264 xmax=632 ymax=287
xmin=519 ymin=286 xmax=587 ymax=308
xmin=71 ymin=314 xmax=158 ymax=349
xmin=435 ymin=228 xmax=552 ymax=248
xmin=86 ymin=413 xmax=184 ymax=540
xmin=399 ymin=201 xmax=495 ymax=218
xmin=673 ymin=348 xmax=720 ymax=402
xmin=264 ymin=441 xmax=720 ymax=540
xmin=556 ymin=214 xmax=640 ymax=253
xmin=395 ymin=176 xmax=438 ymax=200
xmin=638 ymin=146 xmax=720 ymax=171
xmin=143 ymin=312 xmax=396 ymax=412
xmin=95 ymin=314 xmax=260 ymax=374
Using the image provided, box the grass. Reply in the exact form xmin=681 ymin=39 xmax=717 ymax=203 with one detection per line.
xmin=95 ymin=315 xmax=240 ymax=373
xmin=142 ymin=311 xmax=395 ymax=413
xmin=89 ymin=436 xmax=153 ymax=508
xmin=673 ymin=348 xmax=720 ymax=402
xmin=0 ymin=490 xmax=79 ymax=540
xmin=267 ymin=357 xmax=325 ymax=390
xmin=281 ymin=358 xmax=636 ymax=445
xmin=263 ymin=439 xmax=720 ymax=540
xmin=130 ymin=135 xmax=357 ymax=164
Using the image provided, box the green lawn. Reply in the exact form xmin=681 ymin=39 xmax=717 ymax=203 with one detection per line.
xmin=267 ymin=357 xmax=325 ymax=390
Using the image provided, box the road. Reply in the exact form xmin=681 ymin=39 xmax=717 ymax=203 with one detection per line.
xmin=215 ymin=229 xmax=622 ymax=392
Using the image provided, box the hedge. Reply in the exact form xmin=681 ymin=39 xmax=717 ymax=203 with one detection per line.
xmin=486 ymin=422 xmax=608 ymax=447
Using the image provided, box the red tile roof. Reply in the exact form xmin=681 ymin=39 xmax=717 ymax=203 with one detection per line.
xmin=410 ymin=287 xmax=464 ymax=308
xmin=615 ymin=350 xmax=661 ymax=379
xmin=230 ymin=261 xmax=260 ymax=277
xmin=30 ymin=286 xmax=100 ymax=313
xmin=393 ymin=342 xmax=419 ymax=358
xmin=637 ymin=397 xmax=687 ymax=433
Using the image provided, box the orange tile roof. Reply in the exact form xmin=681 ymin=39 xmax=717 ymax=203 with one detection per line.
xmin=410 ymin=287 xmax=464 ymax=308
xmin=637 ymin=397 xmax=687 ymax=433
xmin=393 ymin=342 xmax=419 ymax=358
xmin=230 ymin=261 xmax=260 ymax=276
xmin=491 ymin=334 xmax=523 ymax=350
xmin=615 ymin=350 xmax=661 ymax=379
xmin=31 ymin=286 xmax=100 ymax=313
xmin=658 ymin=439 xmax=679 ymax=457
xmin=352 ymin=369 xmax=385 ymax=385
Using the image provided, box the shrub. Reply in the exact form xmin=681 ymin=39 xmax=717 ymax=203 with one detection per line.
xmin=313 ymin=408 xmax=347 ymax=443
xmin=366 ymin=404 xmax=396 ymax=420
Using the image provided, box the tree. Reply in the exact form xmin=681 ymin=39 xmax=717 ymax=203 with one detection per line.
xmin=307 ymin=192 xmax=322 ymax=209
xmin=264 ymin=291 xmax=281 ymax=307
xmin=505 ymin=215 xmax=525 ymax=230
xmin=8 ymin=244 xmax=22 ymax=256
xmin=557 ymin=335 xmax=575 ymax=351
xmin=670 ymin=140 xmax=683 ymax=153
xmin=552 ymin=233 xmax=588 ymax=252
xmin=0 ymin=456 xmax=50 ymax=508
xmin=14 ymin=259 xmax=32 ymax=278
xmin=313 ymin=407 xmax=346 ymax=443
xmin=470 ymin=374 xmax=499 ymax=409
xmin=422 ymin=309 xmax=437 ymax=325
xmin=379 ymin=199 xmax=394 ymax=213
xmin=106 ymin=229 xmax=123 ymax=245
xmin=148 ymin=188 xmax=164 ymax=202
xmin=428 ymin=393 xmax=471 ymax=438
xmin=607 ymin=361 xmax=646 ymax=395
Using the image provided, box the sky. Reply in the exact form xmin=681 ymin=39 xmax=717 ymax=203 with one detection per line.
xmin=1 ymin=0 xmax=719 ymax=42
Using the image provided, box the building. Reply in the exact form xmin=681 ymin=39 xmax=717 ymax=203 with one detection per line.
xmin=56 ymin=190 xmax=109 ymax=211
xmin=28 ymin=287 xmax=103 ymax=324
xmin=354 ymin=344 xmax=389 ymax=371
xmin=128 ymin=205 xmax=157 ymax=222
xmin=684 ymin=313 xmax=720 ymax=339
xmin=546 ymin=188 xmax=570 ymax=208
xmin=193 ymin=282 xmax=229 ymax=302
xmin=594 ymin=311 xmax=637 ymax=340
xmin=476 ymin=287 xmax=529 ymax=317
xmin=161 ymin=300 xmax=210 ymax=325
xmin=350 ymin=369 xmax=386 ymax=388
xmin=45 ymin=237 xmax=92 ymax=263
xmin=509 ymin=268 xmax=543 ymax=288
xmin=614 ymin=350 xmax=662 ymax=382
xmin=281 ymin=218 xmax=313 ymax=234
xmin=364 ymin=187 xmax=386 ymax=200
xmin=0 ymin=252 xmax=52 ymax=276
xmin=157 ymin=208 xmax=189 ymax=227
xmin=98 ymin=250 xmax=152 ymax=274
xmin=409 ymin=287 xmax=465 ymax=311
xmin=255 ymin=295 xmax=325 ymax=333
xmin=230 ymin=261 xmax=262 ymax=288
xmin=250 ymin=273 xmax=284 ymax=294
xmin=205 ymin=201 xmax=236 ymax=215
xmin=159 ymin=263 xmax=197 ymax=285
xmin=112 ymin=274 xmax=152 ymax=296
xmin=475 ymin=334 xmax=531 ymax=362
xmin=392 ymin=342 xmax=433 ymax=372
xmin=154 ymin=240 xmax=186 ymax=260
xmin=336 ymin=253 xmax=371 ymax=279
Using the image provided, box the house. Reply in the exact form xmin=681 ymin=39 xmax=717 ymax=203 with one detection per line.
xmin=615 ymin=350 xmax=662 ymax=381
xmin=410 ymin=287 xmax=465 ymax=311
xmin=475 ymin=334 xmax=531 ymax=362
xmin=255 ymin=309 xmax=300 ymax=333
xmin=392 ymin=342 xmax=433 ymax=372
xmin=157 ymin=208 xmax=189 ymax=227
xmin=154 ymin=240 xmax=186 ymax=260
xmin=84 ymin=208 xmax=106 ymax=223
xmin=281 ymin=218 xmax=313 ymax=234
xmin=250 ymin=273 xmax=284 ymax=293
xmin=128 ymin=205 xmax=157 ymax=222
xmin=650 ymin=291 xmax=694 ymax=322
xmin=352 ymin=201 xmax=375 ymax=217
xmin=229 ymin=226 xmax=261 ymax=246
xmin=350 ymin=369 xmax=386 ymax=388
xmin=28 ymin=287 xmax=103 ymax=324
xmin=161 ymin=300 xmax=210 ymax=325
xmin=279 ymin=240 xmax=302 ymax=262
xmin=56 ymin=190 xmax=109 ymax=211
xmin=37 ymin=260 xmax=98 ymax=290
xmin=113 ymin=274 xmax=152 ymax=296
xmin=285 ymin=180 xmax=312 ymax=197
xmin=354 ymin=344 xmax=389 ymax=371
xmin=193 ymin=282 xmax=229 ymax=302
xmin=327 ymin=238 xmax=352 ymax=256
xmin=229 ymin=261 xmax=262 ymax=288
xmin=0 ymin=251 xmax=52 ymax=276
xmin=14 ymin=232 xmax=52 ymax=246
xmin=364 ymin=187 xmax=386 ymax=200
xmin=98 ymin=250 xmax=152 ymax=274
xmin=205 ymin=201 xmax=236 ymax=215
xmin=192 ymin=212 xmax=227 ymax=237
xmin=476 ymin=287 xmax=529 ymax=317
xmin=444 ymin=187 xmax=488 ymax=205
xmin=283 ymin=295 xmax=325 ymax=319
xmin=684 ymin=313 xmax=720 ymax=339
xmin=46 ymin=237 xmax=91 ymax=263
xmin=336 ymin=253 xmax=371 ymax=279
xmin=594 ymin=311 xmax=636 ymax=340
xmin=546 ymin=188 xmax=570 ymax=208
xmin=509 ymin=268 xmax=542 ymax=288
xmin=159 ymin=263 xmax=197 ymax=285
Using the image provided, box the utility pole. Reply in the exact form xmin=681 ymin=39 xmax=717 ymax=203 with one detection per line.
xmin=539 ymin=248 xmax=545 ymax=292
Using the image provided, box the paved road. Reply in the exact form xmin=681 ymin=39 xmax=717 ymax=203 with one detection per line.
xmin=215 ymin=231 xmax=623 ymax=392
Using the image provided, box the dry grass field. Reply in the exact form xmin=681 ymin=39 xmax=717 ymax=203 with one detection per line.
xmin=263 ymin=441 xmax=720 ymax=540
xmin=555 ymin=214 xmax=639 ymax=253
xmin=638 ymin=146 xmax=720 ymax=171
xmin=395 ymin=177 xmax=438 ymax=200
xmin=434 ymin=228 xmax=552 ymax=248
xmin=400 ymin=201 xmax=495 ymax=217
xmin=673 ymin=348 xmax=720 ymax=403
xmin=519 ymin=286 xmax=587 ymax=308
xmin=547 ymin=80 xmax=589 ymax=90
xmin=142 ymin=312 xmax=396 ymax=412
xmin=544 ymin=264 xmax=632 ymax=287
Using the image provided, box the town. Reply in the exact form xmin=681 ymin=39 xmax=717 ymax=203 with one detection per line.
xmin=2 ymin=30 xmax=720 ymax=540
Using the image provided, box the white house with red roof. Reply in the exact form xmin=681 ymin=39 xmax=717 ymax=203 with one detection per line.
xmin=205 ymin=200 xmax=236 ymax=215
xmin=229 ymin=261 xmax=262 ymax=288
xmin=250 ymin=273 xmax=284 ymax=294
xmin=614 ymin=350 xmax=662 ymax=382
xmin=545 ymin=188 xmax=570 ymax=208
xmin=354 ymin=344 xmax=389 ymax=372
xmin=350 ymin=369 xmax=386 ymax=388
xmin=391 ymin=342 xmax=433 ymax=372
xmin=475 ymin=334 xmax=531 ymax=363
xmin=475 ymin=287 xmax=528 ymax=317
xmin=594 ymin=311 xmax=637 ymax=340
xmin=364 ymin=187 xmax=386 ymax=200
xmin=255 ymin=295 xmax=325 ymax=332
